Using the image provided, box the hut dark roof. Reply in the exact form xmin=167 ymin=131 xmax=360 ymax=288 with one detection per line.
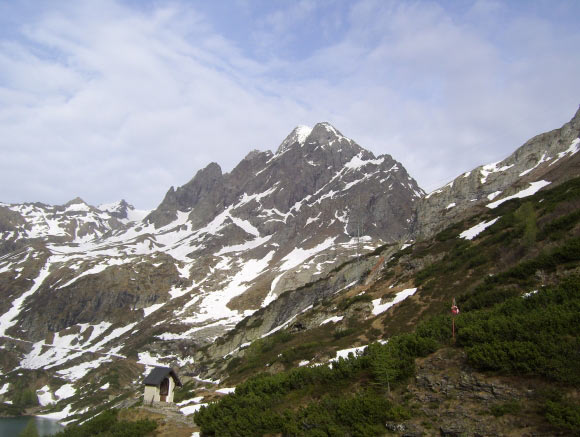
xmin=143 ymin=367 xmax=182 ymax=387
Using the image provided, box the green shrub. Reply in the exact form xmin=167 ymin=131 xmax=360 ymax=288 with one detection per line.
xmin=333 ymin=328 xmax=356 ymax=339
xmin=514 ymin=202 xmax=537 ymax=247
xmin=338 ymin=294 xmax=372 ymax=311
xmin=539 ymin=209 xmax=580 ymax=240
xmin=457 ymin=275 xmax=580 ymax=384
xmin=490 ymin=400 xmax=521 ymax=417
xmin=12 ymin=386 xmax=39 ymax=409
xmin=544 ymin=399 xmax=580 ymax=432
xmin=54 ymin=409 xmax=157 ymax=437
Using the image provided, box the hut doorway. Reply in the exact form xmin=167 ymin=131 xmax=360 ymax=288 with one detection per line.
xmin=160 ymin=377 xmax=169 ymax=402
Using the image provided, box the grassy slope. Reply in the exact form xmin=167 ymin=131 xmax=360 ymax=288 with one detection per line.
xmin=194 ymin=177 xmax=580 ymax=436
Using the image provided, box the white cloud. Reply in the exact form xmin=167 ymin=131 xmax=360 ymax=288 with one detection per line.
xmin=0 ymin=0 xmax=579 ymax=208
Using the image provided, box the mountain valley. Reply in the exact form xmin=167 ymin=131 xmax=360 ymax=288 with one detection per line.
xmin=0 ymin=110 xmax=579 ymax=436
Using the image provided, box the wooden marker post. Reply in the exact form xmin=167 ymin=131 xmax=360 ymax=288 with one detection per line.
xmin=451 ymin=297 xmax=460 ymax=340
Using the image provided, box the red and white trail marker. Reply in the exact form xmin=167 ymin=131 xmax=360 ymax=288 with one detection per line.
xmin=451 ymin=298 xmax=460 ymax=338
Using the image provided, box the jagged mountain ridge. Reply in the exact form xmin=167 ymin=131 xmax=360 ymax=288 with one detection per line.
xmin=0 ymin=197 xmax=150 ymax=256
xmin=0 ymin=121 xmax=422 ymax=395
xmin=0 ymin=112 xmax=579 ymax=425
xmin=0 ymin=198 xmax=123 ymax=256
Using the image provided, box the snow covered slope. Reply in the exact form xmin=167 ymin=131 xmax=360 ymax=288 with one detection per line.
xmin=0 ymin=122 xmax=423 ymax=411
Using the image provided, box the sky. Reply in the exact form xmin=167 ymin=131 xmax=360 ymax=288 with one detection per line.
xmin=1 ymin=0 xmax=579 ymax=209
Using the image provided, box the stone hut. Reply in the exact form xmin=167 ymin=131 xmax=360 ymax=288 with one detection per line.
xmin=143 ymin=367 xmax=182 ymax=404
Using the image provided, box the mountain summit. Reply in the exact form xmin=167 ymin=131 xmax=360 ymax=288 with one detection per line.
xmin=1 ymin=112 xmax=578 ymax=426
xmin=0 ymin=121 xmax=422 ymax=367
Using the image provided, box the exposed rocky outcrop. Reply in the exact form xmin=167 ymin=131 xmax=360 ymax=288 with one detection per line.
xmin=399 ymin=348 xmax=545 ymax=437
xmin=413 ymin=108 xmax=580 ymax=239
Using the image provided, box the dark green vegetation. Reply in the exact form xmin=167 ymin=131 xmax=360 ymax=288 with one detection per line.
xmin=195 ymin=177 xmax=580 ymax=436
xmin=0 ymin=380 xmax=40 ymax=416
xmin=18 ymin=418 xmax=39 ymax=437
xmin=174 ymin=379 xmax=197 ymax=403
xmin=53 ymin=409 xmax=156 ymax=437
xmin=196 ymin=275 xmax=580 ymax=435
xmin=458 ymin=275 xmax=580 ymax=383
xmin=195 ymin=331 xmax=433 ymax=436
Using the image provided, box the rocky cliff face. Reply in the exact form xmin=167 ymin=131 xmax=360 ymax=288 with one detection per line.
xmin=0 ymin=122 xmax=423 ymax=403
xmin=412 ymin=108 xmax=580 ymax=239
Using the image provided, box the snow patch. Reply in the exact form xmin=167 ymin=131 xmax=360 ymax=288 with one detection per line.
xmin=459 ymin=218 xmax=500 ymax=240
xmin=55 ymin=384 xmax=76 ymax=400
xmin=279 ymin=237 xmax=336 ymax=272
xmin=344 ymin=154 xmax=385 ymax=170
xmin=487 ymin=181 xmax=551 ymax=209
xmin=295 ymin=125 xmax=312 ymax=144
xmin=320 ymin=316 xmax=344 ymax=326
xmin=177 ymin=396 xmax=204 ymax=406
xmin=37 ymin=404 xmax=73 ymax=420
xmin=330 ymin=345 xmax=368 ymax=363
xmin=181 ymin=403 xmax=208 ymax=415
xmin=523 ymin=290 xmax=539 ymax=298
xmin=0 ymin=259 xmax=52 ymax=337
xmin=89 ymin=322 xmax=137 ymax=351
xmin=480 ymin=162 xmax=514 ymax=184
xmin=36 ymin=386 xmax=55 ymax=406
xmin=372 ymin=288 xmax=418 ymax=316
xmin=556 ymin=138 xmax=580 ymax=160
xmin=305 ymin=212 xmax=322 ymax=226
xmin=216 ymin=387 xmax=236 ymax=394
xmin=142 ymin=303 xmax=165 ymax=317
xmin=56 ymin=357 xmax=112 ymax=381
xmin=191 ymin=252 xmax=275 ymax=325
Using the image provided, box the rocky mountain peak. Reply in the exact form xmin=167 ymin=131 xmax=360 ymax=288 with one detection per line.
xmin=276 ymin=125 xmax=313 ymax=154
xmin=99 ymin=199 xmax=148 ymax=223
xmin=244 ymin=149 xmax=271 ymax=161
xmin=146 ymin=162 xmax=225 ymax=227
xmin=62 ymin=197 xmax=91 ymax=213
xmin=65 ymin=197 xmax=87 ymax=206
xmin=308 ymin=122 xmax=347 ymax=143
xmin=276 ymin=122 xmax=356 ymax=156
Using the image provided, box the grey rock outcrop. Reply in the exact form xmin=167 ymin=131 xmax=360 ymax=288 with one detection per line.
xmin=413 ymin=108 xmax=580 ymax=239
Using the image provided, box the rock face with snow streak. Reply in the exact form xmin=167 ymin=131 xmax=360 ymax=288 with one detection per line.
xmin=412 ymin=108 xmax=580 ymax=239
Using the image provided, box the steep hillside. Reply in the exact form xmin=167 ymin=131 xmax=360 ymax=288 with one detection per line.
xmin=413 ymin=107 xmax=580 ymax=239
xmin=0 ymin=111 xmax=578 ymax=431
xmin=191 ymin=176 xmax=580 ymax=436
xmin=0 ymin=122 xmax=423 ymax=422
